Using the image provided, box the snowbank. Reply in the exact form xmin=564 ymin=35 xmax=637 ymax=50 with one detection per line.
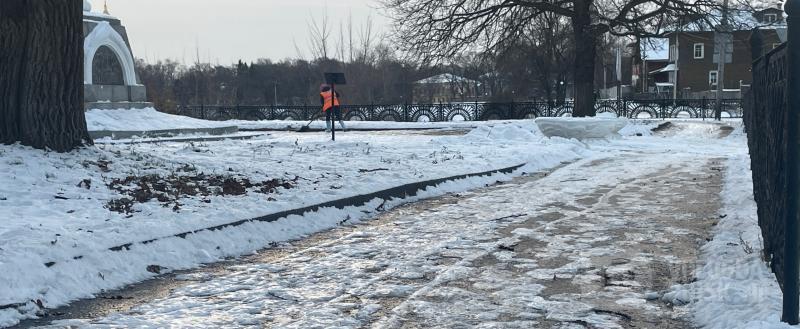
xmin=663 ymin=153 xmax=790 ymax=328
xmin=85 ymin=108 xmax=495 ymax=133
xmin=227 ymin=119 xmax=494 ymax=131
xmin=85 ymin=108 xmax=233 ymax=131
xmin=535 ymin=117 xmax=628 ymax=139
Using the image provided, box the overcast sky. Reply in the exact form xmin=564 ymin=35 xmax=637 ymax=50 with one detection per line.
xmin=88 ymin=0 xmax=389 ymax=65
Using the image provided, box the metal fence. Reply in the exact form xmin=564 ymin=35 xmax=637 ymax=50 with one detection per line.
xmin=745 ymin=3 xmax=800 ymax=322
xmin=176 ymin=98 xmax=743 ymax=122
xmin=746 ymin=42 xmax=791 ymax=292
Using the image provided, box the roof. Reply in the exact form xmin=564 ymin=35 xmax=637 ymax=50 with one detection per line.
xmin=415 ymin=73 xmax=479 ymax=85
xmin=752 ymin=0 xmax=784 ymax=11
xmin=650 ymin=64 xmax=677 ymax=74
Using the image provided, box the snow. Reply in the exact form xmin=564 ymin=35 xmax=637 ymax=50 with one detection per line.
xmin=0 ymin=121 xmax=583 ymax=327
xmin=1 ymin=114 xmax=788 ymax=328
xmin=28 ymin=119 xmax=757 ymax=328
xmin=85 ymin=108 xmax=233 ymax=131
xmin=415 ymin=73 xmax=478 ymax=85
xmin=664 ymin=152 xmax=791 ymax=328
xmin=535 ymin=117 xmax=628 ymax=139
xmin=84 ymin=108 xmax=501 ymax=133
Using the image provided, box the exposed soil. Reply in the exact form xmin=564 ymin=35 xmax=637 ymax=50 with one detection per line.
xmin=105 ymin=172 xmax=298 ymax=214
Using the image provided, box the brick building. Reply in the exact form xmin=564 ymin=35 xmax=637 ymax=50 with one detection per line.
xmin=634 ymin=4 xmax=786 ymax=98
xmin=664 ymin=28 xmax=782 ymax=97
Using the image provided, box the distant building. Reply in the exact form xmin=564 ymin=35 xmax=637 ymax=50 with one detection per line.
xmin=412 ymin=73 xmax=481 ymax=103
xmin=83 ymin=0 xmax=150 ymax=110
xmin=634 ymin=3 xmax=785 ymax=98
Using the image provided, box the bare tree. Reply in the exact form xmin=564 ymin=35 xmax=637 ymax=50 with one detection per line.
xmin=358 ymin=15 xmax=377 ymax=63
xmin=308 ymin=9 xmax=332 ymax=60
xmin=0 ymin=0 xmax=91 ymax=151
xmin=381 ymin=0 xmax=725 ymax=116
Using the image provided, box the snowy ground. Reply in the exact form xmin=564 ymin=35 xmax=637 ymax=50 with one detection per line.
xmin=84 ymin=108 xmax=490 ymax=133
xmin=1 ymin=120 xmax=583 ymax=327
xmin=1 ymin=109 xmax=790 ymax=328
xmin=84 ymin=107 xmax=716 ymax=134
xmin=21 ymin=120 xmax=782 ymax=329
xmin=85 ymin=108 xmax=233 ymax=131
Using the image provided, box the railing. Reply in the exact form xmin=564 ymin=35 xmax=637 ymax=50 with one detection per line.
xmin=176 ymin=99 xmax=743 ymax=122
xmin=746 ymin=41 xmax=791 ymax=294
xmin=745 ymin=1 xmax=800 ymax=323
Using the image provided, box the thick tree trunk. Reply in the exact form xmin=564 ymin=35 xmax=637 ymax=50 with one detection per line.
xmin=571 ymin=0 xmax=598 ymax=117
xmin=0 ymin=0 xmax=90 ymax=152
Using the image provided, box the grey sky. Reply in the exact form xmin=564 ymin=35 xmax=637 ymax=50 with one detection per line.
xmin=88 ymin=0 xmax=388 ymax=65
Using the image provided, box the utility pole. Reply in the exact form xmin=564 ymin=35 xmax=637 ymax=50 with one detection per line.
xmin=673 ymin=25 xmax=680 ymax=102
xmin=715 ymin=0 xmax=731 ymax=121
xmin=616 ymin=46 xmax=623 ymax=101
xmin=642 ymin=40 xmax=648 ymax=94
xmin=273 ymin=81 xmax=278 ymax=107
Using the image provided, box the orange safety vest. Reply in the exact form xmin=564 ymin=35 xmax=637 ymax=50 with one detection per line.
xmin=320 ymin=90 xmax=340 ymax=112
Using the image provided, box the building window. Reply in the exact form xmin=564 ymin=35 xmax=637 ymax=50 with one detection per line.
xmin=765 ymin=13 xmax=778 ymax=23
xmin=693 ymin=43 xmax=705 ymax=59
xmin=709 ymin=70 xmax=718 ymax=86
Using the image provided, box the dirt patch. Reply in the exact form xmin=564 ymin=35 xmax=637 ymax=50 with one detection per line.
xmin=651 ymin=121 xmax=674 ymax=133
xmin=105 ymin=173 xmax=298 ymax=214
xmin=718 ymin=125 xmax=735 ymax=138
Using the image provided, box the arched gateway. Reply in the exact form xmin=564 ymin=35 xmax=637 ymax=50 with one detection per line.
xmin=83 ymin=0 xmax=151 ymax=110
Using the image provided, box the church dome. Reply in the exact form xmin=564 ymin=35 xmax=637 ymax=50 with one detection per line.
xmin=83 ymin=0 xmax=91 ymax=12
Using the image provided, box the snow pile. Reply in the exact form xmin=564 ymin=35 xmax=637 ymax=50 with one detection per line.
xmin=85 ymin=108 xmax=233 ymax=131
xmin=0 ymin=123 xmax=584 ymax=327
xmin=664 ymin=153 xmax=790 ymax=329
xmin=229 ymin=119 xmax=490 ymax=131
xmin=460 ymin=122 xmax=543 ymax=142
xmin=535 ymin=117 xmax=628 ymax=139
xmin=618 ymin=120 xmax=661 ymax=136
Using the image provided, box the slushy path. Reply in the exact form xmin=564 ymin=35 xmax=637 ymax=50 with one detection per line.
xmin=39 ymin=138 xmax=727 ymax=328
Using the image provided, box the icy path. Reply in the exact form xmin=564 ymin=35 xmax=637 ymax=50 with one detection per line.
xmin=42 ymin=144 xmax=726 ymax=328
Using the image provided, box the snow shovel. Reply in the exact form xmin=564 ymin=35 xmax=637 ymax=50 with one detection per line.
xmin=297 ymin=115 xmax=317 ymax=132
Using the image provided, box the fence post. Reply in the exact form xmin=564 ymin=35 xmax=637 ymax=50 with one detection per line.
xmin=702 ymin=97 xmax=707 ymax=121
xmin=784 ymin=0 xmax=800 ymax=324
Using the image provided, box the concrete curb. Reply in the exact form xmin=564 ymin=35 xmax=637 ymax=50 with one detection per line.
xmin=107 ymin=162 xmax=525 ymax=253
xmin=3 ymin=163 xmax=525 ymax=313
xmin=89 ymin=126 xmax=239 ymax=140
xmin=94 ymin=133 xmax=264 ymax=145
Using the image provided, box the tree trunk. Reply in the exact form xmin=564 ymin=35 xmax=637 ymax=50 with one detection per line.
xmin=0 ymin=0 xmax=90 ymax=152
xmin=571 ymin=0 xmax=598 ymax=117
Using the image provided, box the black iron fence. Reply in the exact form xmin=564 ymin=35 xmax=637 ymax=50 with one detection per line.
xmin=746 ymin=41 xmax=791 ymax=293
xmin=176 ymin=98 xmax=743 ymax=122
xmin=745 ymin=2 xmax=800 ymax=323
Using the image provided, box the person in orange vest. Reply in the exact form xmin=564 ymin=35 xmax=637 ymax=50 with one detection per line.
xmin=320 ymin=84 xmax=346 ymax=132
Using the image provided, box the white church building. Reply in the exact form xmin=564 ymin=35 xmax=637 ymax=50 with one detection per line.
xmin=83 ymin=0 xmax=150 ymax=110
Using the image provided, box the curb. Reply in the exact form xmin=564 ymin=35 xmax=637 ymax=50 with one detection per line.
xmin=89 ymin=126 xmax=239 ymax=140
xmin=94 ymin=133 xmax=264 ymax=145
xmin=4 ymin=163 xmax=525 ymax=313
xmin=108 ymin=162 xmax=525 ymax=252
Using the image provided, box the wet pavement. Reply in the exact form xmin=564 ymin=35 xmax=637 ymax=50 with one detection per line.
xmin=20 ymin=139 xmax=728 ymax=328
